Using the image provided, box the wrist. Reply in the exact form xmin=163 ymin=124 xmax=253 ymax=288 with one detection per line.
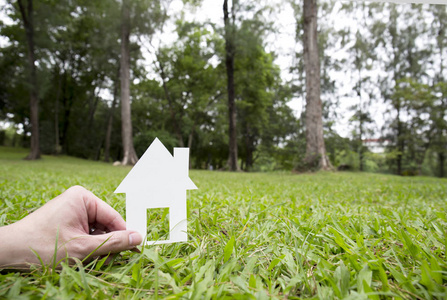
xmin=0 ymin=222 xmax=32 ymax=269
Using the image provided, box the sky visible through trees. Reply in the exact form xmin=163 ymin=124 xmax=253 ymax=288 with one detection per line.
xmin=0 ymin=2 xmax=443 ymax=123
xmin=132 ymin=0 xmax=446 ymax=152
xmin=136 ymin=0 xmax=390 ymax=137
xmin=0 ymin=0 xmax=446 ymax=176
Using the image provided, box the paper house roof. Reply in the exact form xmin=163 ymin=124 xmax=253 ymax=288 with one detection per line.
xmin=115 ymin=138 xmax=197 ymax=194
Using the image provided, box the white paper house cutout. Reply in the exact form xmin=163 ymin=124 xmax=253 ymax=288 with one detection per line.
xmin=115 ymin=138 xmax=197 ymax=245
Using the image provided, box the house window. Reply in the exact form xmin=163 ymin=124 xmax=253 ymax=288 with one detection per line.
xmin=146 ymin=208 xmax=170 ymax=241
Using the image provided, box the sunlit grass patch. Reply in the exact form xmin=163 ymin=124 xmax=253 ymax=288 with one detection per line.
xmin=0 ymin=147 xmax=446 ymax=298
xmin=146 ymin=207 xmax=170 ymax=242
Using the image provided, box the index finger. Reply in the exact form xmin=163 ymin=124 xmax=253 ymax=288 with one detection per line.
xmin=81 ymin=188 xmax=126 ymax=232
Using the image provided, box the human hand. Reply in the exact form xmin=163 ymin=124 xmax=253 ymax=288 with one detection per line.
xmin=0 ymin=185 xmax=142 ymax=269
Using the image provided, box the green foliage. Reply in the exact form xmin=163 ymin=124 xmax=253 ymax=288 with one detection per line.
xmin=234 ymin=19 xmax=295 ymax=171
xmin=385 ymin=78 xmax=440 ymax=175
xmin=134 ymin=129 xmax=178 ymax=157
xmin=1 ymin=0 xmax=447 ymax=176
xmin=1 ymin=148 xmax=447 ymax=298
xmin=0 ymin=0 xmax=125 ymax=159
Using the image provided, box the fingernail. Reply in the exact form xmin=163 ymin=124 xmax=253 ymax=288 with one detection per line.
xmin=129 ymin=232 xmax=142 ymax=246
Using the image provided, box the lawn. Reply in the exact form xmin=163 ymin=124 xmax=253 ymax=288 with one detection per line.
xmin=0 ymin=146 xmax=446 ymax=299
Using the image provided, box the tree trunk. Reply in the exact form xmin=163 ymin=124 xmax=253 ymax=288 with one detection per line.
xmin=436 ymin=16 xmax=446 ymax=178
xmin=187 ymin=121 xmax=196 ymax=149
xmin=439 ymin=152 xmax=445 ymax=178
xmin=359 ymin=123 xmax=364 ymax=171
xmin=104 ymin=81 xmax=118 ymax=162
xmin=300 ymin=0 xmax=332 ymax=171
xmin=357 ymin=60 xmax=364 ymax=172
xmin=396 ymin=103 xmax=403 ymax=175
xmin=22 ymin=118 xmax=27 ymax=147
xmin=54 ymin=68 xmax=62 ymax=155
xmin=87 ymin=89 xmax=100 ymax=128
xmin=439 ymin=97 xmax=447 ymax=178
xmin=120 ymin=0 xmax=138 ymax=165
xmin=18 ymin=0 xmax=40 ymax=160
xmin=61 ymin=72 xmax=74 ymax=155
xmin=223 ymin=0 xmax=238 ymax=171
xmin=244 ymin=124 xmax=254 ymax=171
xmin=95 ymin=140 xmax=103 ymax=161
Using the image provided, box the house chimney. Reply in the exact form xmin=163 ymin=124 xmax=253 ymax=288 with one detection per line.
xmin=174 ymin=148 xmax=190 ymax=176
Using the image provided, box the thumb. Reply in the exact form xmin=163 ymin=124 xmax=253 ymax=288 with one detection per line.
xmin=82 ymin=230 xmax=142 ymax=257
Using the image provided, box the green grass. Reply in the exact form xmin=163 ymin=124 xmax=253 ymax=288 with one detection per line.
xmin=0 ymin=146 xmax=446 ymax=299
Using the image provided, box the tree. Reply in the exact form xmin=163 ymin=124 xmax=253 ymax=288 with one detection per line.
xmin=138 ymin=20 xmax=224 ymax=167
xmin=120 ymin=0 xmax=138 ymax=165
xmin=391 ymin=78 xmax=434 ymax=174
xmin=234 ymin=19 xmax=288 ymax=171
xmin=104 ymin=71 xmax=119 ymax=162
xmin=429 ymin=5 xmax=447 ymax=177
xmin=119 ymin=0 xmax=163 ymax=165
xmin=1 ymin=0 xmax=123 ymax=159
xmin=17 ymin=0 xmax=40 ymax=159
xmin=300 ymin=0 xmax=332 ymax=170
xmin=431 ymin=82 xmax=447 ymax=177
xmin=343 ymin=2 xmax=375 ymax=171
xmin=43 ymin=0 xmax=122 ymax=158
xmin=223 ymin=0 xmax=238 ymax=171
xmin=0 ymin=36 xmax=30 ymax=148
xmin=373 ymin=3 xmax=429 ymax=175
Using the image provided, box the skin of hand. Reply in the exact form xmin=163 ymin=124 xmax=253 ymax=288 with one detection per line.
xmin=0 ymin=185 xmax=142 ymax=269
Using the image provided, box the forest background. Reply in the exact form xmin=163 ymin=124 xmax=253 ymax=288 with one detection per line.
xmin=0 ymin=0 xmax=446 ymax=177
